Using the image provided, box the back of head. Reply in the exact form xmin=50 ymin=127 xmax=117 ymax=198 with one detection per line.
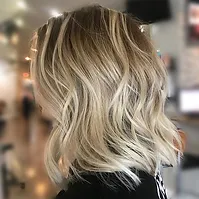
xmin=30 ymin=5 xmax=180 ymax=188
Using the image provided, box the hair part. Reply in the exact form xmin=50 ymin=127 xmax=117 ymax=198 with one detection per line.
xmin=30 ymin=5 xmax=180 ymax=189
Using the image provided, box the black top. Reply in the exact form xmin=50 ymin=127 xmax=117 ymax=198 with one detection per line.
xmin=56 ymin=171 xmax=167 ymax=199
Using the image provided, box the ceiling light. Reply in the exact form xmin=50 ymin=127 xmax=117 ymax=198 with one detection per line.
xmin=17 ymin=1 xmax=27 ymax=10
xmin=35 ymin=183 xmax=47 ymax=197
xmin=23 ymin=73 xmax=29 ymax=78
xmin=25 ymin=168 xmax=36 ymax=178
xmin=0 ymin=34 xmax=8 ymax=44
xmin=11 ymin=33 xmax=19 ymax=45
xmin=25 ymin=57 xmax=31 ymax=61
xmin=50 ymin=9 xmax=62 ymax=17
xmin=15 ymin=18 xmax=24 ymax=27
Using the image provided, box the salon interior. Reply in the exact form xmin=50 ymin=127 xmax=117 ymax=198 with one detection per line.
xmin=0 ymin=0 xmax=199 ymax=198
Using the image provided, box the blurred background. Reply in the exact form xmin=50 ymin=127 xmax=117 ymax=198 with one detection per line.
xmin=0 ymin=0 xmax=199 ymax=198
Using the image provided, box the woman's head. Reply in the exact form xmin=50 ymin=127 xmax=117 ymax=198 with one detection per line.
xmin=31 ymin=5 xmax=180 ymax=187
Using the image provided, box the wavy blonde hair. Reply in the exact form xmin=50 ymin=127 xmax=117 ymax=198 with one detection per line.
xmin=30 ymin=5 xmax=180 ymax=188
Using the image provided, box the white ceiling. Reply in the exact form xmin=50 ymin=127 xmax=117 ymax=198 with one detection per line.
xmin=0 ymin=0 xmax=126 ymax=62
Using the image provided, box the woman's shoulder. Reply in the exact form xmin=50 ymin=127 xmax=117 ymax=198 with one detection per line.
xmin=55 ymin=171 xmax=165 ymax=199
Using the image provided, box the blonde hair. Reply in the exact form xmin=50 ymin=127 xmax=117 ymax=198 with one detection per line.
xmin=30 ymin=5 xmax=180 ymax=188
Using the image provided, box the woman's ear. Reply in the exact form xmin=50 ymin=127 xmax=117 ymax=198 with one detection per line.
xmin=174 ymin=129 xmax=186 ymax=153
xmin=179 ymin=130 xmax=186 ymax=152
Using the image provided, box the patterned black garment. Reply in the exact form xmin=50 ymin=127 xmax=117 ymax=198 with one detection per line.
xmin=56 ymin=170 xmax=168 ymax=199
xmin=155 ymin=171 xmax=168 ymax=199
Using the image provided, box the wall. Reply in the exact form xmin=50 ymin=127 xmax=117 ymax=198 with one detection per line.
xmin=0 ymin=59 xmax=17 ymax=118
xmin=152 ymin=0 xmax=199 ymax=89
xmin=151 ymin=0 xmax=182 ymax=57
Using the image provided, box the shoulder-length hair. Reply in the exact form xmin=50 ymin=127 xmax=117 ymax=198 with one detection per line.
xmin=30 ymin=5 xmax=180 ymax=188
